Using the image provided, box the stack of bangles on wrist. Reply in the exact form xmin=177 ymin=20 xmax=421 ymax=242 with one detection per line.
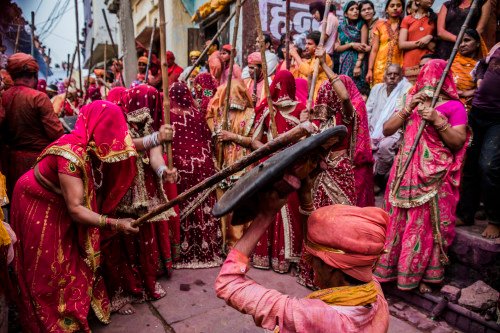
xmin=142 ymin=131 xmax=160 ymax=150
xmin=329 ymin=76 xmax=340 ymax=85
xmin=397 ymin=106 xmax=412 ymax=120
xmin=156 ymin=165 xmax=167 ymax=178
xmin=98 ymin=214 xmax=118 ymax=230
xmin=298 ymin=202 xmax=315 ymax=216
xmin=434 ymin=120 xmax=450 ymax=132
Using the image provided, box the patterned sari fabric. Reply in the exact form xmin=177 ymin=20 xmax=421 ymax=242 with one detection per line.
xmin=374 ymin=60 xmax=469 ymax=290
xmin=251 ymin=71 xmax=306 ymax=273
xmin=169 ymin=82 xmax=223 ymax=268
xmin=11 ymin=101 xmax=137 ymax=332
xmin=338 ymin=20 xmax=368 ymax=91
xmin=340 ymin=75 xmax=375 ymax=207
xmin=206 ymin=79 xmax=256 ymax=250
xmin=298 ymin=80 xmax=357 ymax=288
xmin=371 ymin=19 xmax=403 ymax=86
xmin=193 ymin=72 xmax=218 ymax=116
xmin=101 ymin=84 xmax=178 ymax=312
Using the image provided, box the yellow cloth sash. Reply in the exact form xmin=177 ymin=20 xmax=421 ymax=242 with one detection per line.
xmin=306 ymin=280 xmax=378 ymax=306
xmin=0 ymin=222 xmax=11 ymax=247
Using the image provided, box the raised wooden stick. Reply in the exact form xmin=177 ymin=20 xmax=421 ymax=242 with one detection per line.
xmin=14 ymin=24 xmax=21 ymax=53
xmin=218 ymin=0 xmax=242 ymax=169
xmin=103 ymin=41 xmax=108 ymax=98
xmin=252 ymin=0 xmax=277 ymax=138
xmin=102 ymin=8 xmax=118 ymax=58
xmin=74 ymin=0 xmax=82 ymax=90
xmin=184 ymin=0 xmax=248 ymax=80
xmin=85 ymin=37 xmax=95 ymax=93
xmin=60 ymin=47 xmax=77 ymax=116
xmin=145 ymin=18 xmax=157 ymax=84
xmin=392 ymin=0 xmax=479 ymax=194
xmin=306 ymin=0 xmax=332 ymax=113
xmin=158 ymin=0 xmax=174 ymax=169
xmin=285 ymin=0 xmax=291 ymax=70
xmin=132 ymin=123 xmax=312 ymax=227
xmin=30 ymin=12 xmax=35 ymax=57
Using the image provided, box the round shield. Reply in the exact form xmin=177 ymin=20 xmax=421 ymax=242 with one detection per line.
xmin=212 ymin=125 xmax=347 ymax=225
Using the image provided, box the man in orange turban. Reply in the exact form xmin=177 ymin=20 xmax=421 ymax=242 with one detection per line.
xmin=1 ymin=53 xmax=63 ymax=197
xmin=215 ymin=178 xmax=389 ymax=332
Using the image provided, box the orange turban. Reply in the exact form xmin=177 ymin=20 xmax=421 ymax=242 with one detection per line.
xmin=222 ymin=44 xmax=232 ymax=53
xmin=138 ymin=56 xmax=148 ymax=64
xmin=304 ymin=204 xmax=388 ymax=282
xmin=6 ymin=53 xmax=39 ymax=76
xmin=247 ymin=52 xmax=262 ymax=65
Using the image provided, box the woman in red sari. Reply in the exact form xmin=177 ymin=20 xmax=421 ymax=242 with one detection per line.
xmin=169 ymin=82 xmax=224 ymax=268
xmin=10 ymin=101 xmax=138 ymax=332
xmin=298 ymin=50 xmax=357 ymax=287
xmin=251 ymin=70 xmax=307 ymax=273
xmin=192 ymin=72 xmax=218 ymax=116
xmin=374 ymin=60 xmax=468 ymax=293
xmin=340 ymin=75 xmax=375 ymax=207
xmin=101 ymin=84 xmax=178 ymax=314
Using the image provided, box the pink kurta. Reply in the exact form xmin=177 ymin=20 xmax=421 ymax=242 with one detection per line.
xmin=216 ymin=249 xmax=390 ymax=333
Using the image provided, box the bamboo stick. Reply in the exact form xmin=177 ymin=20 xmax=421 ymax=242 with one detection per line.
xmin=74 ymin=0 xmax=82 ymax=90
xmin=145 ymin=18 xmax=157 ymax=84
xmin=103 ymin=41 xmax=108 ymax=99
xmin=285 ymin=0 xmax=291 ymax=70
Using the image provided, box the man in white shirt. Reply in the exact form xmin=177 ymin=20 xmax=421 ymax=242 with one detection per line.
xmin=366 ymin=64 xmax=412 ymax=192
xmin=241 ymin=33 xmax=278 ymax=79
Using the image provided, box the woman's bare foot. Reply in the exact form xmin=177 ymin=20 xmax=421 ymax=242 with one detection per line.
xmin=419 ymin=282 xmax=432 ymax=294
xmin=482 ymin=223 xmax=500 ymax=239
xmin=118 ymin=303 xmax=135 ymax=315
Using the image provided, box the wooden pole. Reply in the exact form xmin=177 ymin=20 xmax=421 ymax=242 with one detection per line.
xmin=252 ymin=0 xmax=277 ymax=138
xmin=306 ymin=0 xmax=332 ymax=113
xmin=253 ymin=69 xmax=258 ymax=107
xmin=184 ymin=0 xmax=248 ymax=80
xmin=14 ymin=24 xmax=21 ymax=53
xmin=103 ymin=41 xmax=108 ymax=98
xmin=101 ymin=8 xmax=118 ymax=58
xmin=285 ymin=0 xmax=291 ymax=70
xmin=66 ymin=53 xmax=70 ymax=76
xmin=158 ymin=0 xmax=174 ymax=168
xmin=217 ymin=0 xmax=242 ymax=169
xmin=145 ymin=18 xmax=157 ymax=84
xmin=85 ymin=37 xmax=95 ymax=93
xmin=60 ymin=47 xmax=77 ymax=116
xmin=74 ymin=0 xmax=82 ymax=90
xmin=30 ymin=12 xmax=35 ymax=57
xmin=132 ymin=124 xmax=311 ymax=227
xmin=392 ymin=0 xmax=480 ymax=194
xmin=45 ymin=48 xmax=51 ymax=79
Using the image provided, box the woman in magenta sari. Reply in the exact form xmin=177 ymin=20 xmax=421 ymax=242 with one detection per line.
xmin=374 ymin=59 xmax=468 ymax=293
xmin=250 ymin=70 xmax=306 ymax=273
xmin=340 ymin=75 xmax=375 ymax=207
xmin=170 ymin=82 xmax=224 ymax=268
xmin=10 ymin=101 xmax=138 ymax=332
xmin=101 ymin=84 xmax=178 ymax=314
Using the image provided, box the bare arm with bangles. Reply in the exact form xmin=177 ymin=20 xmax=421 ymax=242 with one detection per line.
xmin=132 ymin=124 xmax=174 ymax=151
xmin=216 ymin=130 xmax=253 ymax=149
xmin=316 ymin=46 xmax=355 ymax=119
xmin=59 ymin=173 xmax=139 ymax=234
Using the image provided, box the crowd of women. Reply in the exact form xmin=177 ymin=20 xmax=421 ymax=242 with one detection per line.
xmin=0 ymin=0 xmax=499 ymax=331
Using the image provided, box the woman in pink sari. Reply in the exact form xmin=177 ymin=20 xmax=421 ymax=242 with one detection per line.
xmin=169 ymin=81 xmax=224 ymax=268
xmin=340 ymin=75 xmax=375 ymax=207
xmin=102 ymin=84 xmax=178 ymax=314
xmin=251 ymin=70 xmax=306 ymax=273
xmin=374 ymin=59 xmax=468 ymax=293
xmin=10 ymin=101 xmax=138 ymax=332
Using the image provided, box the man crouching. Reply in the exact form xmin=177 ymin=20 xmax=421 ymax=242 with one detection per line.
xmin=215 ymin=181 xmax=390 ymax=332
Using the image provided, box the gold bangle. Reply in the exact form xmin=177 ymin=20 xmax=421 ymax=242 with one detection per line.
xmin=330 ymin=76 xmax=341 ymax=85
xmin=438 ymin=123 xmax=451 ymax=132
xmin=397 ymin=111 xmax=407 ymax=121
xmin=98 ymin=214 xmax=107 ymax=228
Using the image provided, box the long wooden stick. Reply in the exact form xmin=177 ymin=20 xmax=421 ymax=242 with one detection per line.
xmin=74 ymin=0 xmax=82 ymax=90
xmin=60 ymin=47 xmax=77 ymax=116
xmin=392 ymin=0 xmax=479 ymax=194
xmin=31 ymin=12 xmax=35 ymax=57
xmin=14 ymin=24 xmax=21 ymax=53
xmin=132 ymin=123 xmax=311 ymax=227
xmin=184 ymin=0 xmax=248 ymax=80
xmin=218 ymin=0 xmax=242 ymax=169
xmin=158 ymin=0 xmax=174 ymax=168
xmin=285 ymin=0 xmax=291 ymax=70
xmin=103 ymin=41 xmax=108 ymax=99
xmin=253 ymin=0 xmax=278 ymax=138
xmin=101 ymin=8 xmax=118 ymax=58
xmin=306 ymin=0 xmax=332 ymax=113
xmin=145 ymin=18 xmax=157 ymax=84
xmin=85 ymin=37 xmax=95 ymax=93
